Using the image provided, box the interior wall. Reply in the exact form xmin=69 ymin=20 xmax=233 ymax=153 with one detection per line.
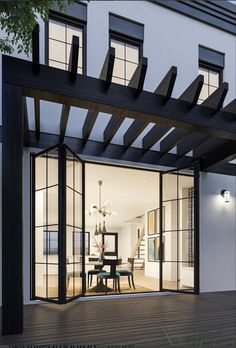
xmin=200 ymin=173 xmax=236 ymax=292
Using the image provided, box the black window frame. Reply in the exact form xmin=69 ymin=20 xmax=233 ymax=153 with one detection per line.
xmin=198 ymin=61 xmax=223 ymax=103
xmin=109 ymin=31 xmax=143 ymax=85
xmin=45 ymin=12 xmax=87 ymax=75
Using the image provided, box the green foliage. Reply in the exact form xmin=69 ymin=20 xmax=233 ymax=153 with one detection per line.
xmin=0 ymin=0 xmax=75 ymax=55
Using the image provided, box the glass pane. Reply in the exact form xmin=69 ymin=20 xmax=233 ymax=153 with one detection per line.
xmin=48 ymin=186 xmax=58 ymax=225
xmin=111 ymin=39 xmax=125 ymax=59
xmin=35 ymin=156 xmax=46 ymax=190
xmin=66 ymin=44 xmax=72 ymax=65
xmin=126 ymin=61 xmax=137 ymax=80
xmin=35 ymin=264 xmax=46 ymax=298
xmin=199 ymin=84 xmax=208 ymax=101
xmin=179 ymin=198 xmax=194 ymax=230
xmin=178 ymin=175 xmax=194 ymax=199
xmin=67 ymin=187 xmax=74 ymax=226
xmin=209 ymin=86 xmax=217 ymax=95
xmin=44 ymin=227 xmax=59 ymax=263
xmin=77 ymin=66 xmax=83 ymax=75
xmin=74 ymin=262 xmax=82 ymax=295
xmin=48 ymin=264 xmax=59 ymax=299
xmin=78 ymin=47 xmax=83 ymax=68
xmin=163 ymin=200 xmax=177 ymax=232
xmin=163 ymin=173 xmax=178 ymax=201
xmin=67 ymin=158 xmax=74 ymax=189
xmin=35 ymin=227 xmax=45 ymax=263
xmin=162 ymin=262 xmax=178 ymax=290
xmin=179 ymin=230 xmax=194 ymax=264
xmin=126 ymin=43 xmax=139 ymax=63
xmin=209 ymin=70 xmax=219 ymax=87
xmin=48 ymin=157 xmax=58 ymax=187
xmin=49 ymin=39 xmax=65 ymax=63
xmin=49 ymin=60 xmax=66 ymax=70
xmin=179 ymin=262 xmax=194 ymax=290
xmin=75 ymin=160 xmax=82 ymax=193
xmin=199 ymin=67 xmax=208 ymax=84
xmin=163 ymin=232 xmax=177 ymax=262
xmin=113 ymin=58 xmax=125 ymax=79
xmin=75 ymin=192 xmax=82 ymax=228
xmin=67 ymin=25 xmax=83 ymax=45
xmin=147 ymin=210 xmax=156 ymax=235
xmin=112 ymin=76 xmax=125 ymax=85
xmin=49 ymin=19 xmax=65 ymax=41
xmin=35 ymin=189 xmax=46 ymax=226
xmin=148 ymin=237 xmax=155 ymax=261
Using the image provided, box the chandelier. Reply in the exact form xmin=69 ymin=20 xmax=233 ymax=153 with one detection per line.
xmin=87 ymin=180 xmax=117 ymax=235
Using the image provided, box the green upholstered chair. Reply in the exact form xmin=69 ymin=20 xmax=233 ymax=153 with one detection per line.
xmin=97 ymin=272 xmax=121 ymax=294
xmin=88 ymin=268 xmax=106 ymax=287
xmin=117 ymin=257 xmax=135 ymax=289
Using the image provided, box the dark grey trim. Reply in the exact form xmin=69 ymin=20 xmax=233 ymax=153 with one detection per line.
xmin=109 ymin=13 xmax=144 ymax=41
xmin=151 ymin=0 xmax=236 ymax=35
xmin=199 ymin=46 xmax=225 ymax=68
xmin=51 ymin=1 xmax=87 ymax=23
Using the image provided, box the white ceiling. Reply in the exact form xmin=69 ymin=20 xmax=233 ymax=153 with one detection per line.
xmin=85 ymin=163 xmax=159 ymax=229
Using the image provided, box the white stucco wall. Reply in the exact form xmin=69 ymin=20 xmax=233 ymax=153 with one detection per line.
xmin=200 ymin=173 xmax=236 ymax=292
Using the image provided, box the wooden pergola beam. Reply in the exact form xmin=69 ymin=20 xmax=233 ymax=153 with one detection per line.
xmin=201 ymin=82 xmax=228 ymax=114
xmin=34 ymin=97 xmax=40 ymax=141
xmin=179 ymin=75 xmax=204 ymax=108
xmin=32 ymin=23 xmax=40 ymax=74
xmin=160 ymin=128 xmax=189 ymax=154
xmin=123 ymin=120 xmax=148 ymax=149
xmin=60 ymin=105 xmax=71 ymax=142
xmin=142 ymin=124 xmax=170 ymax=152
xmin=200 ymin=140 xmax=236 ymax=170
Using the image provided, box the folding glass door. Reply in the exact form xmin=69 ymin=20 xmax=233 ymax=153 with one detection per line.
xmin=160 ymin=169 xmax=198 ymax=293
xmin=32 ymin=144 xmax=85 ymax=303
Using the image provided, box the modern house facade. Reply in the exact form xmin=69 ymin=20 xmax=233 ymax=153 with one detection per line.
xmin=0 ymin=0 xmax=236 ymax=336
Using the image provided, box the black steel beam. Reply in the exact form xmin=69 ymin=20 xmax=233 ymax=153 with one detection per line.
xmin=32 ymin=24 xmax=40 ymax=74
xmin=103 ymin=57 xmax=148 ymax=145
xmin=82 ymin=47 xmax=115 ymax=143
xmin=103 ymin=115 xmax=123 ymax=145
xmin=2 ymin=84 xmax=24 ymax=335
xmin=3 ymin=56 xmax=236 ymax=140
xmin=177 ymin=132 xmax=208 ymax=156
xmin=208 ymin=162 xmax=236 ymax=176
xmin=160 ymin=128 xmax=189 ymax=154
xmin=193 ymin=137 xmax=226 ymax=158
xmin=201 ymin=82 xmax=228 ymax=114
xmin=60 ymin=105 xmax=70 ymax=142
xmin=200 ymin=140 xmax=236 ymax=170
xmin=179 ymin=75 xmax=204 ymax=108
xmin=34 ymin=97 xmax=40 ymax=140
xmin=142 ymin=124 xmax=171 ymax=152
xmin=129 ymin=57 xmax=148 ymax=97
xmin=68 ymin=35 xmax=79 ymax=82
xmin=82 ymin=110 xmax=99 ymax=143
xmin=23 ymin=97 xmax=29 ymax=146
xmin=155 ymin=66 xmax=177 ymax=103
xmin=123 ymin=119 xmax=148 ymax=149
xmin=100 ymin=47 xmax=115 ymax=90
xmin=222 ymin=98 xmax=236 ymax=121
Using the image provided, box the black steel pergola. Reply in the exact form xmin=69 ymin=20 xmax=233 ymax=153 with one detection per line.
xmin=1 ymin=27 xmax=236 ymax=335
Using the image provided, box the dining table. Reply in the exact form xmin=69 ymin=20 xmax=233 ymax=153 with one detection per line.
xmin=86 ymin=258 xmax=122 ymax=293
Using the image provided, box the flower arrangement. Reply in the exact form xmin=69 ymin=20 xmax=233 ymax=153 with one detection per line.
xmin=92 ymin=236 xmax=108 ymax=260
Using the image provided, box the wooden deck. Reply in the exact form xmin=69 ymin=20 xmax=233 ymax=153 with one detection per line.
xmin=0 ymin=291 xmax=235 ymax=346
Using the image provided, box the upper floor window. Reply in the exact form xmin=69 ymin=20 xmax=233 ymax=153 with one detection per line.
xmin=198 ymin=46 xmax=224 ymax=104
xmin=47 ymin=17 xmax=84 ymax=74
xmin=198 ymin=64 xmax=221 ymax=104
xmin=111 ymin=36 xmax=141 ymax=86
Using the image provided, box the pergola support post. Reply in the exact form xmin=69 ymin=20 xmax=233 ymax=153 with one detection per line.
xmin=2 ymin=84 xmax=24 ymax=335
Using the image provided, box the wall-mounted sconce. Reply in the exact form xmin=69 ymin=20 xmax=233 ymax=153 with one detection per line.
xmin=221 ymin=190 xmax=231 ymax=203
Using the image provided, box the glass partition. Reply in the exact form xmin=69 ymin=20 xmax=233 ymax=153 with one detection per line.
xmin=161 ymin=171 xmax=195 ymax=292
xmin=32 ymin=145 xmax=84 ymax=304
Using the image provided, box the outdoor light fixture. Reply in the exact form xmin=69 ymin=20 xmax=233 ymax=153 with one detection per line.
xmin=87 ymin=180 xmax=117 ymax=235
xmin=221 ymin=190 xmax=231 ymax=203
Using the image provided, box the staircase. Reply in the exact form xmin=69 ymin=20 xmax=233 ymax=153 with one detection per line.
xmin=131 ymin=228 xmax=145 ymax=270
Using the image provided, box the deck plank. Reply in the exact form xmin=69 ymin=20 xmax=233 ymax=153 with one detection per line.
xmin=0 ymin=291 xmax=235 ymax=346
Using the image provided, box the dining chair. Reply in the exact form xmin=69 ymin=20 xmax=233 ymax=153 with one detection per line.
xmin=117 ymin=257 xmax=135 ymax=289
xmin=96 ymin=258 xmax=121 ymax=295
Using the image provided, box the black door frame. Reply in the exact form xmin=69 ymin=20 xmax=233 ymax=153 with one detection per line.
xmin=159 ymin=163 xmax=200 ymax=294
xmin=31 ymin=144 xmax=85 ymax=304
xmin=31 ymin=152 xmax=199 ymax=302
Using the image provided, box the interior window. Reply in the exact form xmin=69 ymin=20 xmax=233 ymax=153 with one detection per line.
xmin=48 ymin=18 xmax=84 ymax=74
xmin=111 ymin=36 xmax=141 ymax=86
